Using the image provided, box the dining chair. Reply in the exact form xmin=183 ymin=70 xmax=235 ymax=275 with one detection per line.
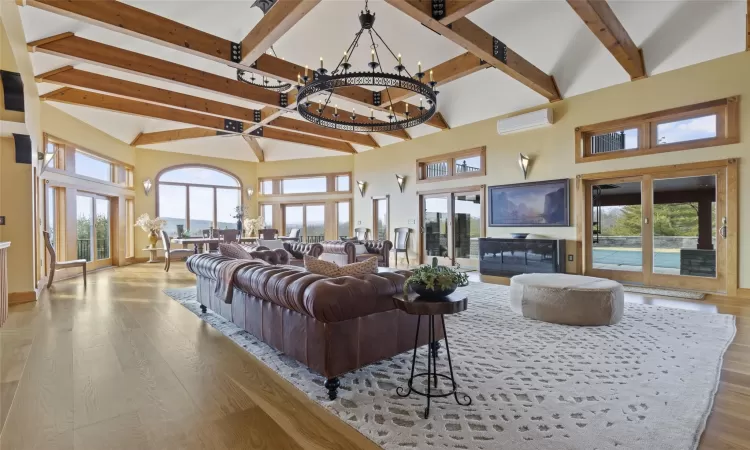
xmin=161 ymin=230 xmax=193 ymax=272
xmin=392 ymin=227 xmax=411 ymax=268
xmin=220 ymin=229 xmax=239 ymax=243
xmin=44 ymin=231 xmax=87 ymax=288
xmin=279 ymin=228 xmax=301 ymax=242
xmin=202 ymin=228 xmax=219 ymax=252
xmin=258 ymin=228 xmax=278 ymax=240
xmin=354 ymin=227 xmax=370 ymax=241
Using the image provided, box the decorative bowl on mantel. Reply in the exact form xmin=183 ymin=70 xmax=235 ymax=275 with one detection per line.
xmin=511 ymin=233 xmax=530 ymax=239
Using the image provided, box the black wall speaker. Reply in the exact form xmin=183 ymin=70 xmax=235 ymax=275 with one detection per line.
xmin=13 ymin=134 xmax=32 ymax=164
xmin=1 ymin=70 xmax=25 ymax=112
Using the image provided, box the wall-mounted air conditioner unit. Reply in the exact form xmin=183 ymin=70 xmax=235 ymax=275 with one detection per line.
xmin=497 ymin=108 xmax=553 ymax=135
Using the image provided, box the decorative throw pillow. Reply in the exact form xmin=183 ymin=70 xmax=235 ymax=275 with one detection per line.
xmin=339 ymin=256 xmax=378 ymax=276
xmin=304 ymin=254 xmax=341 ymax=277
xmin=303 ymin=255 xmax=379 ymax=277
xmin=219 ymin=242 xmax=252 ymax=260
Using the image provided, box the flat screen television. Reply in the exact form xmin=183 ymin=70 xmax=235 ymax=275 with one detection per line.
xmin=488 ymin=179 xmax=570 ymax=227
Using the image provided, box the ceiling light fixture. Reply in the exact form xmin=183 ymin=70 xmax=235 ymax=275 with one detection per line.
xmin=237 ymin=46 xmax=292 ymax=92
xmin=295 ymin=0 xmax=438 ymax=132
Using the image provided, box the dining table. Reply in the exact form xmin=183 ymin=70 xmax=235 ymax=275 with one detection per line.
xmin=171 ymin=237 xmax=259 ymax=254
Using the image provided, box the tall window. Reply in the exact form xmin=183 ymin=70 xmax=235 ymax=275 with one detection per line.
xmin=126 ymin=199 xmax=135 ymax=258
xmin=45 ymin=186 xmax=57 ymax=254
xmin=283 ymin=204 xmax=326 ymax=243
xmin=417 ymin=147 xmax=486 ymax=182
xmin=261 ymin=204 xmax=273 ymax=228
xmin=373 ymin=197 xmax=389 ymax=241
xmin=337 ymin=201 xmax=351 ymax=239
xmin=157 ymin=166 xmax=242 ymax=236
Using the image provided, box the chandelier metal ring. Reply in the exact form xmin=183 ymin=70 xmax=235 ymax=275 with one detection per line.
xmin=294 ymin=1 xmax=438 ymax=132
xmin=237 ymin=69 xmax=292 ymax=92
xmin=297 ymin=72 xmax=437 ymax=132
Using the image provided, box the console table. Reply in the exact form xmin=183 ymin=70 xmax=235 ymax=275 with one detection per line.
xmin=478 ymin=238 xmax=566 ymax=277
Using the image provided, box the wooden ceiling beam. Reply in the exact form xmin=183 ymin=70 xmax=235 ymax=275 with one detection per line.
xmin=35 ymin=66 xmax=377 ymax=147
xmin=566 ymin=0 xmax=646 ymax=80
xmin=132 ymin=128 xmax=221 ymax=146
xmin=384 ymin=0 xmax=560 ymax=101
xmin=36 ymin=65 xmax=258 ymax=122
xmin=268 ymin=116 xmax=379 ymax=147
xmin=379 ymin=52 xmax=489 ymax=105
xmin=242 ymin=135 xmax=265 ymax=162
xmin=256 ymin=127 xmax=357 ymax=154
xmin=406 ymin=0 xmax=494 ymax=25
xmin=28 ymin=34 xmax=295 ymax=109
xmin=41 ymin=88 xmax=355 ymax=154
xmin=22 ymin=2 xmax=439 ymax=131
xmin=240 ymin=0 xmax=321 ymax=65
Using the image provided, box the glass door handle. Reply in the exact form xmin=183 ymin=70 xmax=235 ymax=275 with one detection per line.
xmin=719 ymin=217 xmax=727 ymax=239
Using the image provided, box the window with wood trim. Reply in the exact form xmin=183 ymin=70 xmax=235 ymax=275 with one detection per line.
xmin=125 ymin=198 xmax=135 ymax=258
xmin=373 ymin=196 xmax=389 ymax=241
xmin=258 ymin=172 xmax=352 ymax=196
xmin=43 ymin=134 xmax=133 ymax=187
xmin=417 ymin=147 xmax=486 ymax=182
xmin=576 ymin=97 xmax=739 ymax=163
xmin=337 ymin=200 xmax=351 ymax=239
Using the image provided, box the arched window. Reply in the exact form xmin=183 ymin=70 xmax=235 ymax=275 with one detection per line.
xmin=156 ymin=166 xmax=242 ymax=236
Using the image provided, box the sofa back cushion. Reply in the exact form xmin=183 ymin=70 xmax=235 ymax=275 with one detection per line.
xmin=219 ymin=242 xmax=252 ymax=259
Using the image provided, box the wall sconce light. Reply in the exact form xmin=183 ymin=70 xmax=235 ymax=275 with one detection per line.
xmin=395 ymin=174 xmax=406 ymax=193
xmin=246 ymin=187 xmax=254 ymax=198
xmin=143 ymin=178 xmax=152 ymax=196
xmin=356 ymin=180 xmax=367 ymax=198
xmin=518 ymin=153 xmax=531 ymax=179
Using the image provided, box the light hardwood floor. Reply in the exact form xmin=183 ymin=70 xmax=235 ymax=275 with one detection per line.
xmin=0 ymin=263 xmax=748 ymax=449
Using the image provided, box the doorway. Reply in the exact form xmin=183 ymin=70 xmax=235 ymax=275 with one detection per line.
xmin=76 ymin=193 xmax=112 ymax=270
xmin=419 ymin=187 xmax=484 ymax=269
xmin=581 ymin=161 xmax=736 ymax=293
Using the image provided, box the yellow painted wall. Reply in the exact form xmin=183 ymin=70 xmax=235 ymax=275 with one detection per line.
xmin=41 ymin=103 xmax=135 ymax=165
xmin=133 ymin=148 xmax=257 ymax=257
xmin=0 ymin=137 xmax=33 ymax=293
xmin=257 ymin=154 xmax=354 ymax=178
xmin=0 ymin=21 xmax=24 ymax=124
xmin=354 ymin=51 xmax=750 ymax=289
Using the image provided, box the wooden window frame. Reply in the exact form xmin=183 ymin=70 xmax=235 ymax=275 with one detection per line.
xmin=43 ymin=134 xmax=134 ymax=189
xmin=280 ymin=202 xmax=326 ymax=242
xmin=416 ymin=146 xmax=486 ymax=183
xmin=155 ymin=165 xmax=243 ymax=234
xmin=575 ymin=97 xmax=740 ymax=163
xmin=258 ymin=172 xmax=353 ymax=197
xmin=259 ymin=203 xmax=274 ymax=229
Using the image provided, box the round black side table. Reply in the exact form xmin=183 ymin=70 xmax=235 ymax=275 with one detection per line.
xmin=393 ymin=292 xmax=471 ymax=419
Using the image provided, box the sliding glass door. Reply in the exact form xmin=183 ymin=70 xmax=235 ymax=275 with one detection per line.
xmin=420 ymin=188 xmax=484 ymax=269
xmin=585 ymin=166 xmax=728 ymax=292
xmin=76 ymin=193 xmax=112 ymax=270
xmin=282 ymin=203 xmax=326 ymax=243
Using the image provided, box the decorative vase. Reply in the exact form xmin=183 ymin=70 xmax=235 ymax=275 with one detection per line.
xmin=236 ymin=219 xmax=243 ymax=235
xmin=409 ymin=282 xmax=457 ymax=300
xmin=148 ymin=230 xmax=159 ymax=248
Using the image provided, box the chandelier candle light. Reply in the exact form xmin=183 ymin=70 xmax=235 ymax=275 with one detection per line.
xmin=295 ymin=0 xmax=438 ymax=132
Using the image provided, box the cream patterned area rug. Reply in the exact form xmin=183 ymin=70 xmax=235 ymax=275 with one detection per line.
xmin=164 ymin=282 xmax=735 ymax=450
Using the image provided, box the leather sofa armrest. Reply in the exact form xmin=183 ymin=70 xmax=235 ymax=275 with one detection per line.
xmin=320 ymin=241 xmax=355 ymax=261
xmin=283 ymin=242 xmax=324 ymax=259
xmin=186 ymin=253 xmax=232 ymax=280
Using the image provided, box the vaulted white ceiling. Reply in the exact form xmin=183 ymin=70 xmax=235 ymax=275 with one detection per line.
xmin=19 ymin=0 xmax=748 ymax=162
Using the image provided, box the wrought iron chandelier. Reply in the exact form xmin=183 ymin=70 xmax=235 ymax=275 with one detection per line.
xmin=295 ymin=0 xmax=438 ymax=132
xmin=237 ymin=47 xmax=292 ymax=92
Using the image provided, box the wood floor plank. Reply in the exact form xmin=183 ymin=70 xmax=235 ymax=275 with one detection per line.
xmin=0 ymin=263 xmax=748 ymax=449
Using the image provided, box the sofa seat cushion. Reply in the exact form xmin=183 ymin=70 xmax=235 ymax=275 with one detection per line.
xmin=509 ymin=273 xmax=624 ymax=326
xmin=356 ymin=253 xmax=384 ymax=263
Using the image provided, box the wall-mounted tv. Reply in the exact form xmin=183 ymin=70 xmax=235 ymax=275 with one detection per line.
xmin=488 ymin=179 xmax=570 ymax=227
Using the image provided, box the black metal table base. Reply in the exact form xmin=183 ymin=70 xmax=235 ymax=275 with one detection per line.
xmin=396 ymin=314 xmax=471 ymax=419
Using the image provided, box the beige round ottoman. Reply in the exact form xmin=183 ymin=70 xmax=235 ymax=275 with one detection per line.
xmin=509 ymin=274 xmax=624 ymax=326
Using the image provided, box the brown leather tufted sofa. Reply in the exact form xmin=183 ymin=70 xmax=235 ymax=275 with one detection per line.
xmin=282 ymin=242 xmax=324 ymax=266
xmin=186 ymin=253 xmax=443 ymax=400
xmin=247 ymin=247 xmax=290 ymax=265
xmin=318 ymin=240 xmax=356 ymax=265
xmin=356 ymin=240 xmax=393 ymax=267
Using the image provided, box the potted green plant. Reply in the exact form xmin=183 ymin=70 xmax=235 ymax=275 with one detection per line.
xmin=404 ymin=257 xmax=469 ymax=299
